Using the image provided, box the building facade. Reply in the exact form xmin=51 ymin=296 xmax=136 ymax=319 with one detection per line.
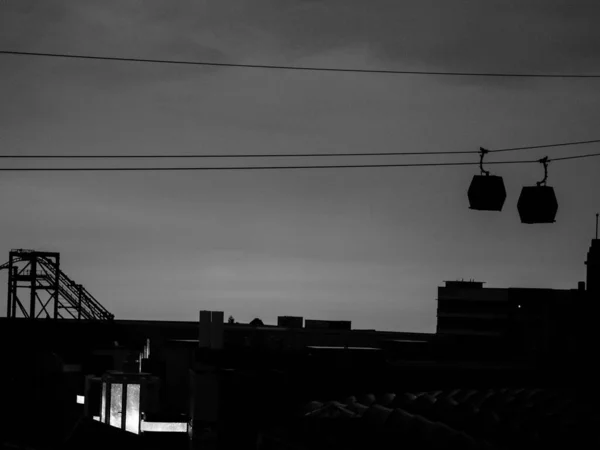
xmin=436 ymin=238 xmax=600 ymax=361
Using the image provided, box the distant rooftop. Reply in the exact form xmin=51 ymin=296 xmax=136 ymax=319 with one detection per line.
xmin=385 ymin=339 xmax=429 ymax=344
xmin=306 ymin=346 xmax=381 ymax=351
xmin=443 ymin=280 xmax=485 ymax=289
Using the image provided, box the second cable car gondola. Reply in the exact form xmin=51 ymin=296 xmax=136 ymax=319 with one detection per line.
xmin=517 ymin=157 xmax=558 ymax=224
xmin=467 ymin=148 xmax=507 ymax=211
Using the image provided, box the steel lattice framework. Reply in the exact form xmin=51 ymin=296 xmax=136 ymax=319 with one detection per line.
xmin=1 ymin=249 xmax=114 ymax=320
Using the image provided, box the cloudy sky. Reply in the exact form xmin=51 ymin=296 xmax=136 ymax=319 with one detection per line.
xmin=0 ymin=0 xmax=599 ymax=331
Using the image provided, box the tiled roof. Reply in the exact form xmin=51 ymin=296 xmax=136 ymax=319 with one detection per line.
xmin=305 ymin=401 xmax=356 ymax=419
xmin=298 ymin=388 xmax=599 ymax=450
xmin=396 ymin=388 xmax=594 ymax=447
xmin=280 ymin=399 xmax=499 ymax=450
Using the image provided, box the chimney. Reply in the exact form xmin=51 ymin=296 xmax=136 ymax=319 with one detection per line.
xmin=198 ymin=310 xmax=224 ymax=349
xmin=199 ymin=310 xmax=211 ymax=348
xmin=210 ymin=311 xmax=224 ymax=350
xmin=578 ymin=281 xmax=586 ymax=291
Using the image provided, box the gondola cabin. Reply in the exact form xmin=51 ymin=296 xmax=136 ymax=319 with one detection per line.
xmin=467 ymin=175 xmax=507 ymax=211
xmin=517 ymin=185 xmax=558 ymax=224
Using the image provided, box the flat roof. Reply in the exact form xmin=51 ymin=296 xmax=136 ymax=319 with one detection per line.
xmin=306 ymin=346 xmax=382 ymax=351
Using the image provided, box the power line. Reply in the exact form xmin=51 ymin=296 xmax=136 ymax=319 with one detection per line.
xmin=2 ymin=50 xmax=600 ymax=79
xmin=0 ymin=161 xmax=512 ymax=171
xmin=489 ymin=139 xmax=600 ymax=154
xmin=548 ymin=152 xmax=600 ymax=162
xmin=1 ymin=139 xmax=598 ymax=160
xmin=0 ymin=150 xmax=478 ymax=159
xmin=1 ymin=153 xmax=599 ymax=171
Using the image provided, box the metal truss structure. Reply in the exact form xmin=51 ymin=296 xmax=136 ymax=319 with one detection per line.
xmin=1 ymin=249 xmax=114 ymax=320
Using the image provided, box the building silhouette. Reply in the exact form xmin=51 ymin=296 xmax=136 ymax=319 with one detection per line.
xmin=436 ymin=238 xmax=598 ymax=362
xmin=2 ymin=239 xmax=600 ymax=449
xmin=585 ymin=237 xmax=600 ymax=295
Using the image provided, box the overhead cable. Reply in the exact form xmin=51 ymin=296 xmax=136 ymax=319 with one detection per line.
xmin=0 ymin=150 xmax=479 ymax=159
xmin=2 ymin=50 xmax=600 ymax=79
xmin=1 ymin=152 xmax=599 ymax=171
xmin=1 ymin=139 xmax=598 ymax=160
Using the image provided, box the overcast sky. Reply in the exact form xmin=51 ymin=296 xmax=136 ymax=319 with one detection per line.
xmin=1 ymin=1 xmax=599 ymax=331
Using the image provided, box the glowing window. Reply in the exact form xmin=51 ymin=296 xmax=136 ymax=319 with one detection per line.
xmin=141 ymin=339 xmax=151 ymax=359
xmin=76 ymin=395 xmax=85 ymax=405
xmin=125 ymin=384 xmax=141 ymax=434
xmin=140 ymin=421 xmax=188 ymax=433
xmin=110 ymin=383 xmax=123 ymax=427
xmin=100 ymin=382 xmax=107 ymax=423
xmin=93 ymin=416 xmax=100 ymax=422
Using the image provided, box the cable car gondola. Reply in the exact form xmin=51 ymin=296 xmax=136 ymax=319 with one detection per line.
xmin=517 ymin=157 xmax=558 ymax=224
xmin=467 ymin=148 xmax=507 ymax=211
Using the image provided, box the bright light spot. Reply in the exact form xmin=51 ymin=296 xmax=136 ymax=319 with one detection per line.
xmin=76 ymin=395 xmax=85 ymax=405
xmin=518 ymin=305 xmax=522 ymax=309
xmin=141 ymin=421 xmax=188 ymax=433
xmin=100 ymin=382 xmax=107 ymax=423
xmin=110 ymin=383 xmax=123 ymax=428
xmin=93 ymin=416 xmax=100 ymax=422
xmin=125 ymin=384 xmax=141 ymax=435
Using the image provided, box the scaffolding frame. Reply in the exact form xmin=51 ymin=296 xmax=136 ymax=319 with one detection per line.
xmin=1 ymin=249 xmax=113 ymax=320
